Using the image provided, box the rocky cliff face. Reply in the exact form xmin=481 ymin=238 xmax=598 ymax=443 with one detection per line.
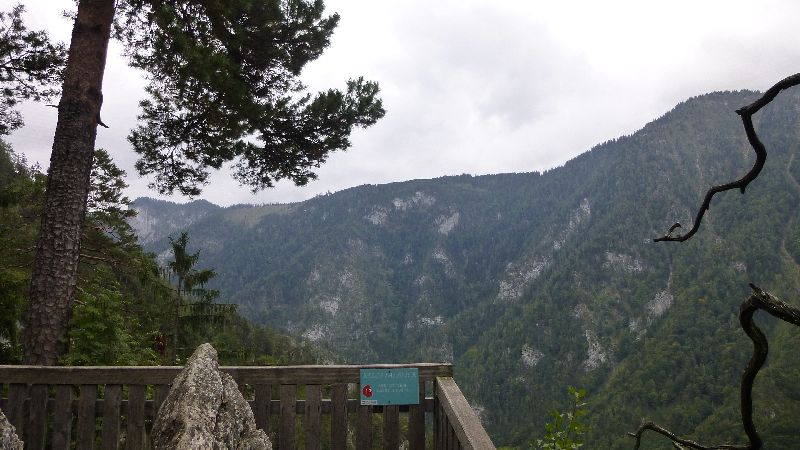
xmin=129 ymin=198 xmax=220 ymax=245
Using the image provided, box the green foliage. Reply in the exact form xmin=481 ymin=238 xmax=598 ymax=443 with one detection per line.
xmin=87 ymin=149 xmax=137 ymax=237
xmin=112 ymin=0 xmax=385 ymax=196
xmin=532 ymin=386 xmax=589 ymax=450
xmin=168 ymin=231 xmax=217 ymax=300
xmin=63 ymin=267 xmax=158 ymax=365
xmin=0 ymin=139 xmax=45 ymax=363
xmin=0 ymin=4 xmax=66 ymax=134
xmin=0 ymin=139 xmax=319 ymax=367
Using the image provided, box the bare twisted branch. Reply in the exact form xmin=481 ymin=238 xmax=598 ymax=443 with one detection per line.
xmin=639 ymin=73 xmax=800 ymax=449
xmin=629 ymin=285 xmax=800 ymax=449
xmin=655 ymin=73 xmax=800 ymax=242
xmin=628 ymin=420 xmax=747 ymax=449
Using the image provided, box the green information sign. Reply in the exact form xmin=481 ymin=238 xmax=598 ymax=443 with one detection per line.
xmin=359 ymin=368 xmax=420 ymax=406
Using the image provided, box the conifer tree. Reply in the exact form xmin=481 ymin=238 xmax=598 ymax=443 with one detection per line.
xmin=167 ymin=231 xmax=216 ymax=300
xmin=23 ymin=0 xmax=384 ymax=364
xmin=0 ymin=5 xmax=66 ymax=135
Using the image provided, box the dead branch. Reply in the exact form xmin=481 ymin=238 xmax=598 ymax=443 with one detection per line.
xmin=641 ymin=73 xmax=800 ymax=449
xmin=78 ymin=253 xmax=119 ymax=264
xmin=629 ymin=285 xmax=800 ymax=449
xmin=654 ymin=73 xmax=800 ymax=242
xmin=628 ymin=420 xmax=747 ymax=449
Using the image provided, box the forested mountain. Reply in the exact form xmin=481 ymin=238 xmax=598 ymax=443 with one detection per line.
xmin=132 ymin=89 xmax=800 ymax=448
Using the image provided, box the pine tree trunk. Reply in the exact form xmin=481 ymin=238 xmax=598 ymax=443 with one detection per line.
xmin=23 ymin=0 xmax=115 ymax=365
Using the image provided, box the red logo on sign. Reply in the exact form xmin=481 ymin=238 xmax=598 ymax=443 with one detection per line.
xmin=362 ymin=385 xmax=373 ymax=398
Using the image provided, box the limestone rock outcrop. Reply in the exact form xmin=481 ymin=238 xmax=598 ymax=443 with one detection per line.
xmin=152 ymin=343 xmax=272 ymax=450
xmin=0 ymin=407 xmax=23 ymax=450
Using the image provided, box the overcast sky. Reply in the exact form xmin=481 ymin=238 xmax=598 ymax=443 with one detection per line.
xmin=6 ymin=0 xmax=800 ymax=206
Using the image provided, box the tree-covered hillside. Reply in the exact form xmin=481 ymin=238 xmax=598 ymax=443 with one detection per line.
xmin=134 ymin=89 xmax=800 ymax=448
xmin=0 ymin=141 xmax=319 ymax=368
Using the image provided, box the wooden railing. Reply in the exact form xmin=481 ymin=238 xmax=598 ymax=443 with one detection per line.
xmin=0 ymin=363 xmax=495 ymax=450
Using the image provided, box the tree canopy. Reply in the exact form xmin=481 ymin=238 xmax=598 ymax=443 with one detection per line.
xmin=0 ymin=4 xmax=66 ymax=135
xmin=117 ymin=0 xmax=385 ymax=196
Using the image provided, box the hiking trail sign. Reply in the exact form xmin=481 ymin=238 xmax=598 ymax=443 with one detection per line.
xmin=359 ymin=368 xmax=420 ymax=405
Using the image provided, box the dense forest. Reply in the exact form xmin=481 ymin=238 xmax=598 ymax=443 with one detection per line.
xmin=0 ymin=140 xmax=318 ymax=367
xmin=134 ymin=90 xmax=800 ymax=448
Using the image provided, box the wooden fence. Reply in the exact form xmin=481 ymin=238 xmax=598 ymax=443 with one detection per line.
xmin=0 ymin=363 xmax=495 ymax=450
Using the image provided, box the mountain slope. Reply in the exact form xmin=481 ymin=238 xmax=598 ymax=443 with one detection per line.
xmin=132 ymin=89 xmax=800 ymax=448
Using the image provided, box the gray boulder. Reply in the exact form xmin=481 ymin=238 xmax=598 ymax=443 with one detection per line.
xmin=0 ymin=407 xmax=23 ymax=450
xmin=152 ymin=343 xmax=272 ymax=450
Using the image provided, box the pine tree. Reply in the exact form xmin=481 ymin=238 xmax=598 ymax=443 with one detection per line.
xmin=0 ymin=5 xmax=66 ymax=135
xmin=23 ymin=0 xmax=385 ymax=364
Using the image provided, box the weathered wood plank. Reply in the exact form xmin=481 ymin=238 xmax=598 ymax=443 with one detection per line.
xmin=125 ymin=385 xmax=146 ymax=450
xmin=279 ymin=384 xmax=296 ymax=450
xmin=101 ymin=385 xmax=122 ymax=450
xmin=51 ymin=384 xmax=73 ymax=450
xmin=25 ymin=384 xmax=48 ymax=450
xmin=356 ymin=403 xmax=372 ymax=450
xmin=434 ymin=397 xmax=444 ymax=450
xmin=330 ymin=384 xmax=347 ymax=450
xmin=439 ymin=415 xmax=450 ymax=450
xmin=254 ymin=384 xmax=271 ymax=433
xmin=6 ymin=383 xmax=26 ymax=439
xmin=408 ymin=380 xmax=425 ymax=450
xmin=0 ymin=364 xmax=453 ymax=385
xmin=304 ymin=385 xmax=321 ymax=450
xmin=435 ymin=377 xmax=495 ymax=450
xmin=76 ymin=384 xmax=97 ymax=450
xmin=383 ymin=405 xmax=399 ymax=450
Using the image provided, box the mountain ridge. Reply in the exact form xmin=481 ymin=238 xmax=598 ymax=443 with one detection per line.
xmin=131 ymin=89 xmax=800 ymax=448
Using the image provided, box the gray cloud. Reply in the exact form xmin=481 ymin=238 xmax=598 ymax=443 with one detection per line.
xmin=6 ymin=0 xmax=800 ymax=206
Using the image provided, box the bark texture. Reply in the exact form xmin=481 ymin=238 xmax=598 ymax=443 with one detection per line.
xmin=23 ymin=0 xmax=115 ymax=364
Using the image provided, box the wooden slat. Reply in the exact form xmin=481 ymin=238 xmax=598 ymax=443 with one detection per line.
xmin=153 ymin=384 xmax=170 ymax=416
xmin=330 ymin=384 xmax=347 ymax=450
xmin=25 ymin=384 xmax=48 ymax=450
xmin=442 ymin=402 xmax=448 ymax=449
xmin=279 ymin=384 xmax=296 ymax=450
xmin=435 ymin=377 xmax=495 ymax=450
xmin=76 ymin=384 xmax=97 ymax=450
xmin=254 ymin=384 xmax=271 ymax=433
xmin=408 ymin=380 xmax=425 ymax=450
xmin=304 ymin=385 xmax=321 ymax=450
xmin=51 ymin=385 xmax=73 ymax=450
xmin=6 ymin=383 xmax=27 ymax=439
xmin=125 ymin=385 xmax=146 ymax=450
xmin=435 ymin=397 xmax=444 ymax=450
xmin=31 ymin=395 xmax=433 ymax=423
xmin=0 ymin=363 xmax=453 ymax=385
xmin=356 ymin=403 xmax=372 ymax=450
xmin=383 ymin=405 xmax=399 ymax=450
xmin=101 ymin=385 xmax=122 ymax=450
